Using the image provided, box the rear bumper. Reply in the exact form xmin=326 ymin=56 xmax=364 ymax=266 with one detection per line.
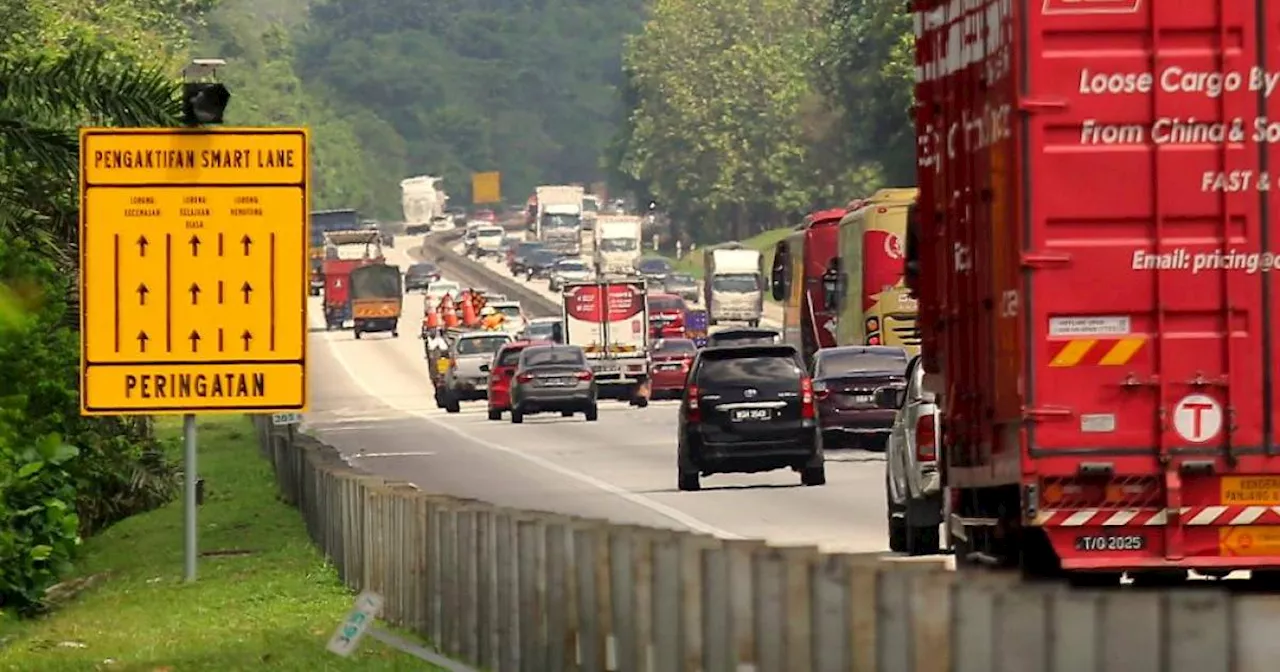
xmin=650 ymin=369 xmax=688 ymax=391
xmin=683 ymin=425 xmax=821 ymax=474
xmin=818 ymin=408 xmax=896 ymax=434
xmin=515 ymin=389 xmax=595 ymax=412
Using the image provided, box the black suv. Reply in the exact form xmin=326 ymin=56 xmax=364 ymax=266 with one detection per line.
xmin=676 ymin=344 xmax=824 ymax=490
xmin=404 ymin=262 xmax=441 ymax=292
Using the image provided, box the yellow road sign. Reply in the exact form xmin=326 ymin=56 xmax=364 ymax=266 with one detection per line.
xmin=472 ymin=171 xmax=501 ymax=204
xmin=79 ymin=127 xmax=310 ymax=415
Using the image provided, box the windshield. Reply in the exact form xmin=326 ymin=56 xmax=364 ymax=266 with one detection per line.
xmin=656 ymin=339 xmax=696 ymax=354
xmin=496 ymin=347 xmax=527 ymax=366
xmin=350 ymin=265 xmax=401 ymax=298
xmin=638 ymin=259 xmax=671 ymax=274
xmin=456 ymin=336 xmax=509 ymax=356
xmin=530 ymin=252 xmax=558 ymax=265
xmin=557 ymin=262 xmax=587 ymax=272
xmin=541 ymin=213 xmax=580 ymax=230
xmin=495 ymin=305 xmax=522 ymax=318
xmin=697 ymin=355 xmax=801 ymax=385
xmin=712 ymin=273 xmax=760 ymax=293
xmin=583 ymin=198 xmax=599 ymax=213
xmin=517 ymin=243 xmax=544 ymax=256
xmin=429 ymin=282 xmax=460 ymax=295
xmin=311 ymin=211 xmax=359 ymax=247
xmin=523 ymin=347 xmax=586 ymax=367
xmin=816 ymin=349 xmax=909 ymax=376
xmin=712 ymin=333 xmax=779 ymax=346
xmin=477 ymin=227 xmax=504 ymax=238
xmin=666 ymin=275 xmax=695 ymax=287
xmin=648 ymin=296 xmax=684 ymax=312
xmin=526 ymin=322 xmax=562 ymax=342
xmin=600 ymin=238 xmax=637 ymax=252
xmin=408 ymin=263 xmax=437 ymax=276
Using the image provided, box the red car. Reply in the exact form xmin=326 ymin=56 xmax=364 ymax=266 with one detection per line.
xmin=474 ymin=209 xmax=496 ymax=221
xmin=487 ymin=340 xmax=549 ymax=420
xmin=649 ymin=338 xmax=697 ymax=399
xmin=647 ymin=293 xmax=687 ymax=339
xmin=811 ymin=345 xmax=908 ymax=449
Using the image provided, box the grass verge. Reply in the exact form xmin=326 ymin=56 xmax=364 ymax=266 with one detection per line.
xmin=0 ymin=416 xmax=439 ymax=671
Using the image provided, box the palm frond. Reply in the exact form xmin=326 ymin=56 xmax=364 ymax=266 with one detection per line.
xmin=0 ymin=120 xmax=78 ymax=177
xmin=0 ymin=43 xmax=182 ymax=127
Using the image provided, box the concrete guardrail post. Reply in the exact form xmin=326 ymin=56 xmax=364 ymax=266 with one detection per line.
xmin=543 ymin=517 xmax=575 ymax=671
xmin=424 ymin=497 xmax=447 ymax=650
xmin=517 ymin=516 xmax=548 ymax=671
xmin=573 ymin=519 xmax=612 ymax=672
xmin=495 ymin=508 xmax=521 ymax=672
xmin=1232 ymin=594 xmax=1280 ymax=671
xmin=609 ymin=526 xmax=645 ymax=672
xmin=780 ymin=546 xmax=819 ymax=672
xmin=678 ymin=534 xmax=721 ymax=672
xmin=809 ymin=553 xmax=851 ymax=672
xmin=649 ymin=531 xmax=683 ymax=672
xmin=751 ymin=546 xmax=787 ymax=670
xmin=700 ymin=539 xmax=764 ymax=672
xmin=474 ymin=505 xmax=500 ymax=671
xmin=457 ymin=505 xmax=482 ymax=663
xmin=950 ymin=570 xmax=1022 ymax=672
xmin=875 ymin=557 xmax=948 ymax=672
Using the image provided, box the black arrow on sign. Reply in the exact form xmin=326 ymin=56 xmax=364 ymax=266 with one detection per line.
xmin=217 ymin=328 xmax=224 ymax=352
xmin=188 ymin=330 xmax=201 ymax=352
xmin=241 ymin=234 xmax=253 ymax=255
xmin=188 ymin=234 xmax=201 ymax=256
xmin=136 ymin=235 xmax=149 ymax=257
xmin=136 ymin=283 xmax=149 ymax=305
xmin=188 ymin=282 xmax=201 ymax=304
xmin=241 ymin=281 xmax=253 ymax=304
xmin=137 ymin=330 xmax=149 ymax=352
xmin=241 ymin=329 xmax=253 ymax=351
xmin=217 ymin=233 xmax=224 ymax=256
xmin=217 ymin=281 xmax=224 ymax=304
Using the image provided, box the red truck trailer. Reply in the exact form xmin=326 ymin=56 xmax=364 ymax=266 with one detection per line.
xmin=913 ymin=0 xmax=1280 ymax=583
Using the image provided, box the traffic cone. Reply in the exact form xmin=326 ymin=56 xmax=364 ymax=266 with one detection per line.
xmin=461 ymin=298 xmax=478 ymax=327
xmin=424 ymin=309 xmax=440 ymax=329
xmin=443 ymin=307 xmax=459 ymax=328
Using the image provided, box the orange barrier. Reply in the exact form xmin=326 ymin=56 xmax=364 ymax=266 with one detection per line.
xmin=461 ymin=299 xmax=478 ymax=327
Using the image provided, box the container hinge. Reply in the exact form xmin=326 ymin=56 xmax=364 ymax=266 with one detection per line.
xmin=1019 ymin=97 xmax=1068 ymax=113
xmin=1025 ymin=406 xmax=1072 ymax=421
xmin=1186 ymin=372 xmax=1229 ymax=388
xmin=1022 ymin=251 xmax=1072 ymax=268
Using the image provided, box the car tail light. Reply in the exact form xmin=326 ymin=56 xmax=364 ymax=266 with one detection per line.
xmin=576 ymin=370 xmax=593 ymax=380
xmin=800 ymin=377 xmax=816 ymax=419
xmin=686 ymin=384 xmax=701 ymax=422
xmin=812 ymin=380 xmax=830 ymax=400
xmin=916 ymin=414 xmax=937 ymax=461
xmin=516 ymin=372 xmax=534 ymax=383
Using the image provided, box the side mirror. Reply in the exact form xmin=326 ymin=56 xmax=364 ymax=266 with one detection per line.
xmin=479 ymin=363 xmax=491 ymax=372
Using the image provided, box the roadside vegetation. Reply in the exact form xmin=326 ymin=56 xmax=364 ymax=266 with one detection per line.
xmin=0 ymin=417 xmax=430 ymax=670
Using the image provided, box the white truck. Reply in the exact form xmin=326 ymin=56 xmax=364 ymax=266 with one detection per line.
xmin=534 ymin=185 xmax=585 ymax=255
xmin=561 ymin=280 xmax=650 ymax=406
xmin=401 ymin=176 xmax=447 ymax=234
xmin=581 ymin=193 xmax=601 ymax=257
xmin=703 ymin=244 xmax=764 ymax=326
xmin=593 ymin=215 xmax=643 ymax=276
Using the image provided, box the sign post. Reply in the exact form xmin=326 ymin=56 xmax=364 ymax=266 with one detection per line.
xmin=78 ymin=127 xmax=310 ymax=581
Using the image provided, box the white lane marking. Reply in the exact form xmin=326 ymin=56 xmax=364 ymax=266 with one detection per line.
xmin=350 ymin=451 xmax=438 ymax=459
xmin=312 ymin=307 xmax=742 ymax=540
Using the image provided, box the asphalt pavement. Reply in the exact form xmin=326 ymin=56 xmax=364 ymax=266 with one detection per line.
xmin=303 ymin=235 xmax=890 ymax=552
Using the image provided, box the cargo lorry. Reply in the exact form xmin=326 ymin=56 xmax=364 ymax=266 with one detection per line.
xmin=910 ymin=0 xmax=1280 ymax=583
xmin=534 ymin=185 xmax=585 ymax=255
xmin=593 ymin=215 xmax=643 ymax=276
xmin=704 ymin=244 xmax=763 ymax=326
xmin=769 ymin=209 xmax=844 ymax=365
xmin=561 ymin=280 xmax=650 ymax=406
xmin=401 ymin=176 xmax=447 ymax=235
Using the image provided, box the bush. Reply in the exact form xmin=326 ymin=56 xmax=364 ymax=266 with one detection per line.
xmin=0 ymin=236 xmax=179 ymax=613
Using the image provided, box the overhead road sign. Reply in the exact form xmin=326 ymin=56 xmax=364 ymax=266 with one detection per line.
xmin=79 ymin=127 xmax=310 ymax=415
xmin=471 ymin=171 xmax=501 ymax=204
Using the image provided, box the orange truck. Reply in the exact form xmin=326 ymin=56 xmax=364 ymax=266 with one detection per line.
xmin=350 ymin=263 xmax=403 ymax=339
xmin=913 ymin=0 xmax=1280 ymax=584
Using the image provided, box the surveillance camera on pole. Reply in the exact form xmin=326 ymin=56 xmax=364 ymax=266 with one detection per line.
xmin=181 ymin=58 xmax=231 ymax=127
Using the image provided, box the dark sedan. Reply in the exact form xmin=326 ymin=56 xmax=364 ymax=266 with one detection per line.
xmin=811 ymin=345 xmax=909 ymax=450
xmin=522 ymin=249 xmax=562 ymax=280
xmin=404 ymin=262 xmax=441 ymax=292
xmin=508 ymin=241 xmax=546 ymax=274
xmin=635 ymin=256 xmax=673 ymax=284
xmin=662 ymin=272 xmax=700 ymax=303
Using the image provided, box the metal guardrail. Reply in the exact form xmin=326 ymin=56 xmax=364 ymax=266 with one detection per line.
xmin=415 ymin=229 xmax=561 ymax=318
xmin=252 ymin=417 xmax=1279 ymax=671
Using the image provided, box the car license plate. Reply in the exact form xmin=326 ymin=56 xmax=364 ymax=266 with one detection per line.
xmin=1074 ymin=534 xmax=1146 ymax=552
xmin=656 ymin=363 xmax=682 ymax=371
xmin=731 ymin=408 xmax=772 ymax=422
xmin=542 ymin=378 xmax=570 ymax=386
xmin=595 ymin=365 xmax=619 ymax=373
xmin=853 ymin=394 xmax=874 ymax=403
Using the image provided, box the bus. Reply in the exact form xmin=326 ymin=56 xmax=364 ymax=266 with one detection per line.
xmin=768 ymin=208 xmax=845 ymax=364
xmin=832 ymin=188 xmax=920 ymax=355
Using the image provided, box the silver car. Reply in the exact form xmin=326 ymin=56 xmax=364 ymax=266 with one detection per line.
xmin=881 ymin=355 xmax=942 ymax=556
xmin=509 ymin=345 xmax=598 ymax=423
xmin=548 ymin=258 xmax=593 ymax=291
xmin=441 ymin=332 xmax=513 ymax=413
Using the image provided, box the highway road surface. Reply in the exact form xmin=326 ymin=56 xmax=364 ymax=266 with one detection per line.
xmin=302 ymin=235 xmax=890 ymax=553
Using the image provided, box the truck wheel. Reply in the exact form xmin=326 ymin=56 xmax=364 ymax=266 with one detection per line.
xmin=444 ymin=394 xmax=461 ymax=414
xmin=677 ymin=472 xmax=701 ymax=491
xmin=886 ymin=478 xmax=907 ymax=552
xmin=907 ymin=523 xmax=941 ymax=556
xmin=800 ymin=466 xmax=826 ymax=486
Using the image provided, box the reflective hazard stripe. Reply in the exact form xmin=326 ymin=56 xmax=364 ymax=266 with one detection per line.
xmin=1047 ymin=337 xmax=1145 ymax=367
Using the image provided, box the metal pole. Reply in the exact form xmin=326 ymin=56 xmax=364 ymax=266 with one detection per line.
xmin=183 ymin=413 xmax=198 ymax=582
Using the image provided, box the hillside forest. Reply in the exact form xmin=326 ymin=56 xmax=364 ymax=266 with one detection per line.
xmin=0 ymin=0 xmax=913 ymax=610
